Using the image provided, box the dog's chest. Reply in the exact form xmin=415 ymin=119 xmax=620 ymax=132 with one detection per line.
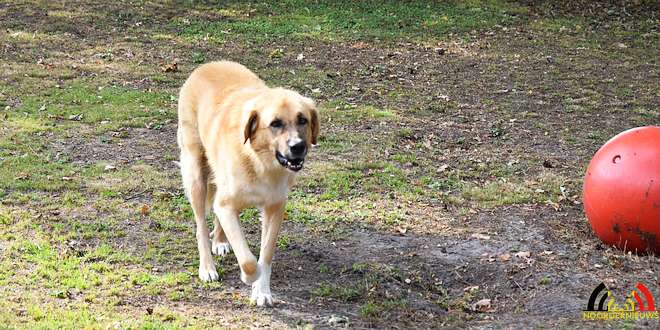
xmin=217 ymin=174 xmax=291 ymax=207
xmin=245 ymin=180 xmax=289 ymax=205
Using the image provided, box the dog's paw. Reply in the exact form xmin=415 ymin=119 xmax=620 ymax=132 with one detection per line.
xmin=198 ymin=263 xmax=219 ymax=282
xmin=250 ymin=283 xmax=273 ymax=307
xmin=211 ymin=241 xmax=231 ymax=256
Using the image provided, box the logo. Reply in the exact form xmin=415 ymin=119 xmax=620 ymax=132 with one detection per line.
xmin=583 ymin=282 xmax=659 ymax=320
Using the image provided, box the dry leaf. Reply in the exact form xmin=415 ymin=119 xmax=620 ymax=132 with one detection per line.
xmin=471 ymin=233 xmax=490 ymax=240
xmin=141 ymin=204 xmax=150 ymax=216
xmin=161 ymin=62 xmax=178 ymax=73
xmin=463 ymin=286 xmax=479 ymax=293
xmin=515 ymin=251 xmax=531 ymax=258
xmin=471 ymin=299 xmax=494 ymax=312
xmin=351 ymin=42 xmax=368 ymax=49
xmin=499 ymin=253 xmax=511 ymax=262
xmin=423 ymin=138 xmax=432 ymax=150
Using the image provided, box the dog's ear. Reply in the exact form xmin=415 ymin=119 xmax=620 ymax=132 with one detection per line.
xmin=302 ymin=97 xmax=319 ymax=145
xmin=244 ymin=110 xmax=259 ymax=144
xmin=310 ymin=107 xmax=319 ymax=145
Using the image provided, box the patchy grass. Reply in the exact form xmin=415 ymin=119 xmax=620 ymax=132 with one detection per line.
xmin=180 ymin=0 xmax=525 ymax=43
xmin=17 ymin=84 xmax=175 ymax=131
xmin=312 ymin=282 xmax=362 ymax=302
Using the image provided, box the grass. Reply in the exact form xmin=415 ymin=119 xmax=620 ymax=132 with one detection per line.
xmin=360 ymin=299 xmax=408 ymax=318
xmin=177 ymin=0 xmax=525 ymax=43
xmin=312 ymin=282 xmax=362 ymax=302
xmin=17 ymin=84 xmax=175 ymax=131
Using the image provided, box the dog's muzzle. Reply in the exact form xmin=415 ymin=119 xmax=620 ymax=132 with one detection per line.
xmin=276 ymin=151 xmax=305 ymax=172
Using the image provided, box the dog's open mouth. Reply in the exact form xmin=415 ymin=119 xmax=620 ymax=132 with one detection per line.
xmin=276 ymin=152 xmax=304 ymax=172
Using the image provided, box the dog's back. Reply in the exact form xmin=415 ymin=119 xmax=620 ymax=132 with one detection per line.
xmin=178 ymin=61 xmax=265 ymax=130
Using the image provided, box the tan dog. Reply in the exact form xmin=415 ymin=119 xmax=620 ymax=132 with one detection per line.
xmin=177 ymin=61 xmax=318 ymax=306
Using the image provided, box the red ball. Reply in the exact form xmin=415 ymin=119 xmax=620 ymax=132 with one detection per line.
xmin=583 ymin=126 xmax=660 ymax=254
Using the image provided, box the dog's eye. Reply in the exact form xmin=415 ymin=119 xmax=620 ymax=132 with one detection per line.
xmin=297 ymin=117 xmax=308 ymax=125
xmin=270 ymin=119 xmax=284 ymax=128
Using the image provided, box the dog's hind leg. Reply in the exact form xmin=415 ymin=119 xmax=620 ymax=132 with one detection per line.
xmin=178 ymin=126 xmax=218 ymax=282
xmin=208 ymin=183 xmax=231 ymax=256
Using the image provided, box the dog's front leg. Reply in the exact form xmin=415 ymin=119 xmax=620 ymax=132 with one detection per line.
xmin=213 ymin=205 xmax=259 ymax=284
xmin=251 ymin=202 xmax=285 ymax=307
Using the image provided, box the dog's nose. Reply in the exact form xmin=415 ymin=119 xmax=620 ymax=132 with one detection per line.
xmin=289 ymin=141 xmax=306 ymax=156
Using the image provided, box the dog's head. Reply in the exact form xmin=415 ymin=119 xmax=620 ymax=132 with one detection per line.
xmin=243 ymin=88 xmax=319 ymax=172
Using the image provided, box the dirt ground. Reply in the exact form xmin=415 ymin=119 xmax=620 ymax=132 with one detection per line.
xmin=0 ymin=1 xmax=658 ymax=329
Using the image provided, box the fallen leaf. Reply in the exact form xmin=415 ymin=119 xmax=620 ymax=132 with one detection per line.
xmin=499 ymin=253 xmax=511 ymax=262
xmin=471 ymin=299 xmax=494 ymax=312
xmin=437 ymin=164 xmax=449 ymax=173
xmin=463 ymin=286 xmax=479 ymax=293
xmin=515 ymin=251 xmax=531 ymax=258
xmin=423 ymin=138 xmax=432 ymax=150
xmin=141 ymin=204 xmax=150 ymax=216
xmin=546 ymin=199 xmax=560 ymax=211
xmin=161 ymin=62 xmax=178 ymax=73
xmin=471 ymin=233 xmax=490 ymax=240
xmin=351 ymin=42 xmax=368 ymax=49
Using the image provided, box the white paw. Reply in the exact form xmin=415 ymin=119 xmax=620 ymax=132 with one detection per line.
xmin=250 ymin=262 xmax=273 ymax=307
xmin=211 ymin=241 xmax=231 ymax=256
xmin=198 ymin=262 xmax=219 ymax=282
xmin=250 ymin=281 xmax=273 ymax=307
